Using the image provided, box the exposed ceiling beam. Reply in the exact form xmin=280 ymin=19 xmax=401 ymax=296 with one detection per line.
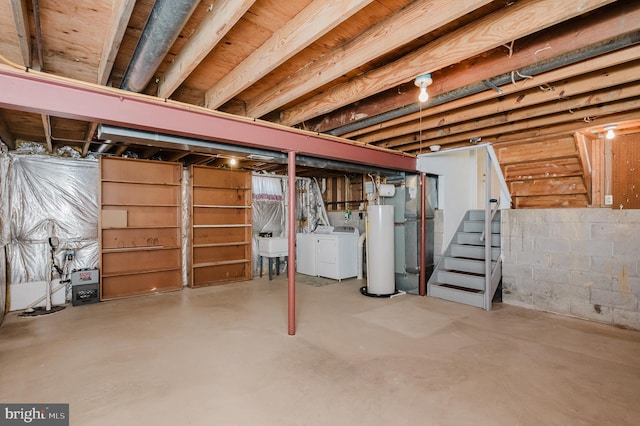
xmin=490 ymin=110 xmax=640 ymax=147
xmin=41 ymin=114 xmax=52 ymax=152
xmin=157 ymin=0 xmax=255 ymax=99
xmin=31 ymin=0 xmax=44 ymax=70
xmin=97 ymin=0 xmax=135 ymax=85
xmin=83 ymin=122 xmax=98 ymax=156
xmin=401 ymin=97 xmax=640 ymax=152
xmin=368 ymin=60 xmax=640 ymax=145
xmin=141 ymin=146 xmax=161 ymax=159
xmin=10 ymin=0 xmax=31 ymax=68
xmin=83 ymin=0 xmax=135 ymax=157
xmin=388 ymin=83 xmax=640 ymax=149
xmin=165 ymin=151 xmax=190 ymax=162
xmin=355 ymin=43 xmax=640 ymax=142
xmin=114 ymin=144 xmax=129 ymax=156
xmin=244 ymin=0 xmax=493 ymax=119
xmin=277 ymin=0 xmax=616 ymax=126
xmin=0 ymin=65 xmax=416 ymax=172
xmin=204 ymin=0 xmax=374 ymax=109
xmin=0 ymin=113 xmax=16 ymax=149
xmin=310 ymin=1 xmax=640 ymax=134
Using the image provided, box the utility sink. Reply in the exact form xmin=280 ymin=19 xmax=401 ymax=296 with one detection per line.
xmin=258 ymin=237 xmax=288 ymax=256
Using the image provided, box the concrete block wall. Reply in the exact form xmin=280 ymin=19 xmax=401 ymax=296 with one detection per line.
xmin=501 ymin=209 xmax=640 ymax=329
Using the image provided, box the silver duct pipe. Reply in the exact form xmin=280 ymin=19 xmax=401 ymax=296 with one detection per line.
xmin=329 ymin=31 xmax=640 ymax=136
xmin=120 ymin=0 xmax=199 ymax=93
xmin=97 ymin=125 xmax=402 ymax=176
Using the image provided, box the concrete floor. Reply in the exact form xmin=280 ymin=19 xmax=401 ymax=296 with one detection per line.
xmin=1 ymin=275 xmax=639 ymax=426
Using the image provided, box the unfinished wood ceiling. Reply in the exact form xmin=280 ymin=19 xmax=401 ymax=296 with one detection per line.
xmin=0 ymin=0 xmax=639 ymax=171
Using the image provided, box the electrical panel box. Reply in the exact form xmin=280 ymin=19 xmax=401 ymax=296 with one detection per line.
xmin=71 ymin=268 xmax=99 ymax=286
xmin=71 ymin=268 xmax=100 ymax=306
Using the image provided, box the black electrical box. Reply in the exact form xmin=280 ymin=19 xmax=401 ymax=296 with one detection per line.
xmin=72 ymin=283 xmax=100 ymax=306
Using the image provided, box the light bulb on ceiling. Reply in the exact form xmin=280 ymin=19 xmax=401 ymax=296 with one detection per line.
xmin=229 ymin=158 xmax=237 ymax=166
xmin=418 ymin=87 xmax=429 ymax=103
xmin=414 ymin=73 xmax=432 ymax=103
xmin=604 ymin=125 xmax=617 ymax=140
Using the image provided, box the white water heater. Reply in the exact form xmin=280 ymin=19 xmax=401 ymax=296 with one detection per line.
xmin=366 ymin=205 xmax=395 ymax=295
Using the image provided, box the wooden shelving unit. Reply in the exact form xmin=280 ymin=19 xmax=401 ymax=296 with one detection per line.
xmin=189 ymin=166 xmax=252 ymax=287
xmin=100 ymin=157 xmax=183 ymax=300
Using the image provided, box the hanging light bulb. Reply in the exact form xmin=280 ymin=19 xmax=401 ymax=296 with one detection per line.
xmin=414 ymin=73 xmax=432 ymax=103
xmin=604 ymin=125 xmax=616 ymax=140
xmin=229 ymin=157 xmax=237 ymax=166
xmin=419 ymin=86 xmax=429 ymax=103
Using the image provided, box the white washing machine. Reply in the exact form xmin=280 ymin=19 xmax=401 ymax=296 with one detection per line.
xmin=296 ymin=233 xmax=317 ymax=276
xmin=296 ymin=226 xmax=359 ymax=280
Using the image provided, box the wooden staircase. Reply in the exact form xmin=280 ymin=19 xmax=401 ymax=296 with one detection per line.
xmin=427 ymin=209 xmax=502 ymax=310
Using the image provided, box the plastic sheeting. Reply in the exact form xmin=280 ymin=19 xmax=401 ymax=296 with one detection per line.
xmin=251 ymin=175 xmax=286 ymax=274
xmin=181 ymin=168 xmax=190 ymax=287
xmin=251 ymin=174 xmax=328 ymax=275
xmin=0 ymin=153 xmax=99 ymax=290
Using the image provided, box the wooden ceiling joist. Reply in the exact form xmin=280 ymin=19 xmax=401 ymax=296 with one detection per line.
xmin=307 ymin=1 xmax=640 ymax=135
xmin=370 ymin=60 xmax=640 ymax=146
xmin=97 ymin=0 xmax=135 ymax=86
xmin=390 ymin=84 xmax=640 ymax=150
xmin=277 ymin=0 xmax=616 ymax=126
xmin=204 ymin=0 xmax=373 ymax=110
xmin=361 ymin=43 xmax=640 ymax=142
xmin=243 ymin=0 xmax=493 ymax=119
xmin=0 ymin=112 xmax=16 ymax=149
xmin=401 ymin=97 xmax=640 ymax=152
xmin=157 ymin=0 xmax=255 ymax=99
xmin=40 ymin=114 xmax=52 ymax=152
xmin=9 ymin=0 xmax=30 ymax=68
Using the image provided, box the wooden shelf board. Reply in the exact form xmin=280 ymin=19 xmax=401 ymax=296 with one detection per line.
xmin=102 ymin=246 xmax=181 ymax=253
xmin=101 ymin=179 xmax=181 ymax=186
xmin=193 ymin=204 xmax=251 ymax=209
xmin=102 ymin=225 xmax=180 ymax=230
xmin=192 ymin=185 xmax=250 ymax=189
xmin=101 ymin=203 xmax=181 ymax=207
xmin=193 ymin=259 xmax=251 ymax=268
xmin=193 ymin=242 xmax=250 ymax=248
xmin=190 ymin=276 xmax=251 ymax=288
xmin=192 ymin=224 xmax=251 ymax=228
xmin=102 ymin=267 xmax=181 ymax=278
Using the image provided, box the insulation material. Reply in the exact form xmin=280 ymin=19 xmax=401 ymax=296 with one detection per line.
xmin=0 ymin=150 xmax=10 ymax=246
xmin=0 ymin=246 xmax=5 ymax=324
xmin=296 ymin=178 xmax=329 ymax=234
xmin=251 ymin=175 xmax=328 ymax=274
xmin=252 ymin=175 xmax=286 ymax=274
xmin=181 ymin=167 xmax=190 ymax=286
xmin=1 ymin=153 xmax=99 ymax=291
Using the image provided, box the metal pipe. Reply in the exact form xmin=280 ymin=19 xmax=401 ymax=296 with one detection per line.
xmin=120 ymin=0 xmax=199 ymax=92
xmin=98 ymin=125 xmax=405 ymax=175
xmin=288 ymin=151 xmax=297 ymax=336
xmin=329 ymin=32 xmax=640 ymax=136
xmin=419 ymin=172 xmax=426 ymax=297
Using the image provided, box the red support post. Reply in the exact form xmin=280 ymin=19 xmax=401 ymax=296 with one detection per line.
xmin=419 ymin=172 xmax=427 ymax=296
xmin=288 ymin=151 xmax=296 ymax=335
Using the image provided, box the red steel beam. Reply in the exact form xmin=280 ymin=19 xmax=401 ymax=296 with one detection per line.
xmin=288 ymin=151 xmax=297 ymax=335
xmin=0 ymin=65 xmax=416 ymax=172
